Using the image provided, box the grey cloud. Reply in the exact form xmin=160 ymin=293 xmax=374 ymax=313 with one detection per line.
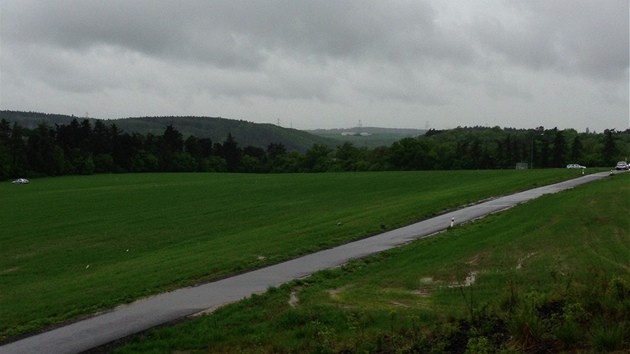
xmin=3 ymin=1 xmax=477 ymax=69
xmin=3 ymin=1 xmax=178 ymax=52
xmin=4 ymin=0 xmax=627 ymax=79
xmin=472 ymin=0 xmax=629 ymax=82
xmin=3 ymin=1 xmax=265 ymax=69
xmin=1 ymin=0 xmax=627 ymax=131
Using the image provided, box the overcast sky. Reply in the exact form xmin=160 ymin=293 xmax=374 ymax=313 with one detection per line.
xmin=1 ymin=1 xmax=628 ymax=131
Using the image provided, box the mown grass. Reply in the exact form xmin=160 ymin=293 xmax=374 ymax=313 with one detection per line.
xmin=0 ymin=169 xmax=598 ymax=340
xmin=112 ymin=172 xmax=629 ymax=353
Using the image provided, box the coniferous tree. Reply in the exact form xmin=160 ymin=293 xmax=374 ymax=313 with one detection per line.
xmin=198 ymin=138 xmax=214 ymax=157
xmin=27 ymin=123 xmax=64 ymax=175
xmin=110 ymin=125 xmax=132 ymax=172
xmin=570 ymin=135 xmax=583 ymax=163
xmin=221 ymin=133 xmax=242 ymax=172
xmin=184 ymin=135 xmax=201 ymax=158
xmin=266 ymin=142 xmax=287 ymax=172
xmin=551 ymin=129 xmax=567 ymax=167
xmin=9 ymin=122 xmax=29 ymax=176
xmin=0 ymin=119 xmax=11 ymax=143
xmin=163 ymin=125 xmax=184 ymax=154
xmin=0 ymin=119 xmax=11 ymax=178
xmin=91 ymin=119 xmax=111 ymax=156
xmin=602 ymin=129 xmax=617 ymax=166
xmin=504 ymin=134 xmax=513 ymax=168
xmin=539 ymin=137 xmax=551 ymax=168
xmin=78 ymin=119 xmax=92 ymax=153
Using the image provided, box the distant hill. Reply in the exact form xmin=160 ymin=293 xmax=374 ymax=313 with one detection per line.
xmin=306 ymin=127 xmax=427 ymax=148
xmin=1 ymin=111 xmax=83 ymax=127
xmin=0 ymin=111 xmax=338 ymax=153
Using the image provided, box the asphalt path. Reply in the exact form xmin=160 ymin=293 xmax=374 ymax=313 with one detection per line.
xmin=0 ymin=171 xmax=621 ymax=354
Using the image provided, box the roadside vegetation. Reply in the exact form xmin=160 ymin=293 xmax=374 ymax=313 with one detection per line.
xmin=113 ymin=173 xmax=629 ymax=353
xmin=0 ymin=169 xmax=594 ymax=340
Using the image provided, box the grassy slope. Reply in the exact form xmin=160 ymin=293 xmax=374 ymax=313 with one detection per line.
xmin=0 ymin=169 xmax=596 ymax=339
xmin=113 ymin=173 xmax=629 ymax=353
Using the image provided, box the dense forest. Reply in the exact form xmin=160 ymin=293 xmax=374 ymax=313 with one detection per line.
xmin=0 ymin=117 xmax=628 ymax=180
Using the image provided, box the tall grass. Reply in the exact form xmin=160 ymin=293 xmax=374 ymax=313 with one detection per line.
xmin=112 ymin=172 xmax=629 ymax=353
xmin=0 ymin=169 xmax=596 ymax=339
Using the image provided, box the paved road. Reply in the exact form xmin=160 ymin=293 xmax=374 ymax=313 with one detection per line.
xmin=0 ymin=171 xmax=620 ymax=354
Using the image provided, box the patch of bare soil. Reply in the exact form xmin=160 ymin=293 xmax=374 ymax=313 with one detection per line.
xmin=288 ymin=291 xmax=299 ymax=308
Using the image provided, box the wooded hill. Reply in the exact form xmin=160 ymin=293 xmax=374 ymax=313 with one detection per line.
xmin=0 ymin=111 xmax=336 ymax=153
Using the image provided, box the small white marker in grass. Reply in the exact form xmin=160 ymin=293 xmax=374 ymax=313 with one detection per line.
xmin=86 ymin=265 xmax=89 ymax=269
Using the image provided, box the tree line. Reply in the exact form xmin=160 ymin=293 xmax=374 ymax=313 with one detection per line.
xmin=0 ymin=118 xmax=628 ymax=180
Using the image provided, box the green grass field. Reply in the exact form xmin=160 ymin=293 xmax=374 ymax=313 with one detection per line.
xmin=0 ymin=169 xmax=603 ymax=340
xmin=112 ymin=172 xmax=630 ymax=353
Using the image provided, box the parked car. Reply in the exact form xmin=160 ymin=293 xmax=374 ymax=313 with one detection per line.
xmin=11 ymin=178 xmax=29 ymax=184
xmin=566 ymin=164 xmax=586 ymax=169
xmin=615 ymin=161 xmax=629 ymax=170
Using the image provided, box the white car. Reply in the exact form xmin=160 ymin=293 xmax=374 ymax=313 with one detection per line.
xmin=615 ymin=161 xmax=629 ymax=170
xmin=11 ymin=178 xmax=29 ymax=184
xmin=566 ymin=164 xmax=586 ymax=169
